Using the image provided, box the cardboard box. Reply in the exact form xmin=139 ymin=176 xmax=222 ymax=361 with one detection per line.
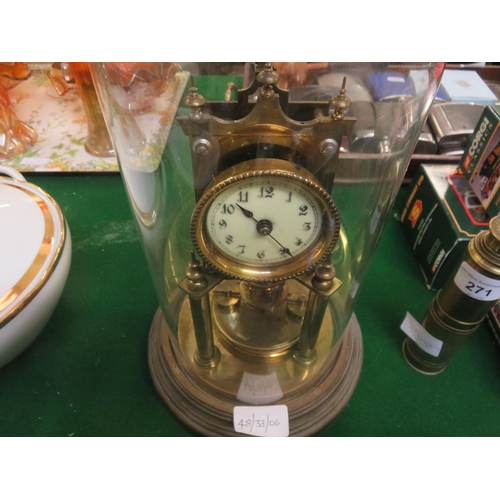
xmin=438 ymin=70 xmax=498 ymax=105
xmin=400 ymin=165 xmax=488 ymax=290
xmin=458 ymin=105 xmax=500 ymax=217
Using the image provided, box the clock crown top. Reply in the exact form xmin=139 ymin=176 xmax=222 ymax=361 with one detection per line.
xmin=256 ymin=63 xmax=280 ymax=99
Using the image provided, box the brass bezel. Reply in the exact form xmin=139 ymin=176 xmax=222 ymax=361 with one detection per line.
xmin=190 ymin=159 xmax=340 ymax=283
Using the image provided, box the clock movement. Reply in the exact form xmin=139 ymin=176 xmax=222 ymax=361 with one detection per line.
xmin=92 ymin=62 xmax=443 ymax=436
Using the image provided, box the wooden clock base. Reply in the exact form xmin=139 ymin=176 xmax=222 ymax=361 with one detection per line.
xmin=148 ymin=308 xmax=363 ymax=437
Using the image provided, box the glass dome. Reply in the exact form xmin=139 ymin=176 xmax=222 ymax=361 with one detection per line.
xmin=92 ymin=62 xmax=443 ymax=436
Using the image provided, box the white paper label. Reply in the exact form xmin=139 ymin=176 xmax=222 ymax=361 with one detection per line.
xmin=401 ymin=312 xmax=443 ymax=357
xmin=233 ymin=405 xmax=289 ymax=437
xmin=454 ymin=261 xmax=500 ymax=301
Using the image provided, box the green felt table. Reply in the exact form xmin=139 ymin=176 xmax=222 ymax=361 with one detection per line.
xmin=1 ymin=173 xmax=500 ymax=437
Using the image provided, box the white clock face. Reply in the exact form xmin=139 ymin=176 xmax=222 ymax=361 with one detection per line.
xmin=206 ymin=176 xmax=322 ymax=265
xmin=191 ymin=167 xmax=339 ymax=282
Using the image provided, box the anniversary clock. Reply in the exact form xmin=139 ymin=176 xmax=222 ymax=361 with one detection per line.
xmin=92 ymin=62 xmax=442 ymax=436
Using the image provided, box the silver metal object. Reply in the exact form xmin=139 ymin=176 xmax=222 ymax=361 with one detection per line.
xmin=192 ymin=138 xmax=212 ymax=157
xmin=319 ymin=139 xmax=338 ymax=156
xmin=427 ymin=102 xmax=485 ymax=154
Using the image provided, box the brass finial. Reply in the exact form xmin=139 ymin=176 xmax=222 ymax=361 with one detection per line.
xmin=186 ymin=251 xmax=208 ymax=291
xmin=330 ymin=77 xmax=351 ymax=121
xmin=312 ymin=261 xmax=336 ymax=291
xmin=256 ymin=63 xmax=280 ymax=99
xmin=184 ymin=87 xmax=206 ymax=118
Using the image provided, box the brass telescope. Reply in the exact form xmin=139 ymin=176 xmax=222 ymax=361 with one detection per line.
xmin=404 ymin=215 xmax=500 ymax=374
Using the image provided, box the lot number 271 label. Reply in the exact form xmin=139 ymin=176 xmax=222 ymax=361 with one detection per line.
xmin=454 ymin=261 xmax=500 ymax=301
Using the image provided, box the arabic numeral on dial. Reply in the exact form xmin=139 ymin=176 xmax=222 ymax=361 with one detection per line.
xmin=237 ymin=245 xmax=245 ymax=254
xmin=295 ymin=238 xmax=303 ymax=246
xmin=299 ymin=205 xmax=308 ymax=216
xmin=238 ymin=191 xmax=248 ymax=203
xmin=219 ymin=219 xmax=227 ymax=229
xmin=303 ymin=222 xmax=311 ymax=231
xmin=221 ymin=203 xmax=235 ymax=214
xmin=226 ymin=235 xmax=234 ymax=245
xmin=259 ymin=186 xmax=274 ymax=198
xmin=257 ymin=251 xmax=265 ymax=259
xmin=286 ymin=191 xmax=292 ymax=203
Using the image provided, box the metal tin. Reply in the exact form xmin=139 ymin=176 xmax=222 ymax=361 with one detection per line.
xmin=428 ymin=102 xmax=485 ymax=154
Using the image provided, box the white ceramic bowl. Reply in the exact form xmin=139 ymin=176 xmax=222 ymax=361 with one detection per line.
xmin=0 ymin=166 xmax=71 ymax=368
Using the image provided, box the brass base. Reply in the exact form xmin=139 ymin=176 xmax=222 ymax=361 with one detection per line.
xmin=402 ymin=338 xmax=447 ymax=375
xmin=148 ymin=308 xmax=363 ymax=436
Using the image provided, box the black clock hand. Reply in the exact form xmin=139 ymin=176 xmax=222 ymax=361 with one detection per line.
xmin=267 ymin=234 xmax=294 ymax=258
xmin=236 ymin=203 xmax=294 ymax=258
xmin=236 ymin=203 xmax=256 ymax=221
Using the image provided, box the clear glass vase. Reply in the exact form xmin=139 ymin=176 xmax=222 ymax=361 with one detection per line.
xmin=92 ymin=62 xmax=443 ymax=436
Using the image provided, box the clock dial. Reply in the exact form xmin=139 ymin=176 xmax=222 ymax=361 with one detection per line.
xmin=191 ymin=166 xmax=340 ymax=282
xmin=206 ymin=177 xmax=322 ymax=265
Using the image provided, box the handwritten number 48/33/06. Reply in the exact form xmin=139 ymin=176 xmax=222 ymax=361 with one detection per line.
xmin=238 ymin=418 xmax=280 ymax=430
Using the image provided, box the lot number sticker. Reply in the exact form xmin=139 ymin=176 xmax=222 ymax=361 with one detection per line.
xmin=401 ymin=312 xmax=443 ymax=357
xmin=233 ymin=405 xmax=289 ymax=437
xmin=454 ymin=261 xmax=500 ymax=301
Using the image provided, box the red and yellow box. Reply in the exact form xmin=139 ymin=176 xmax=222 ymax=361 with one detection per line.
xmin=400 ymin=164 xmax=488 ymax=290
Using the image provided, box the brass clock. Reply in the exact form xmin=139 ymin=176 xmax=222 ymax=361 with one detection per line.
xmin=191 ymin=158 xmax=340 ymax=283
xmin=147 ymin=63 xmax=362 ymax=436
xmin=91 ymin=61 xmax=443 ymax=436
